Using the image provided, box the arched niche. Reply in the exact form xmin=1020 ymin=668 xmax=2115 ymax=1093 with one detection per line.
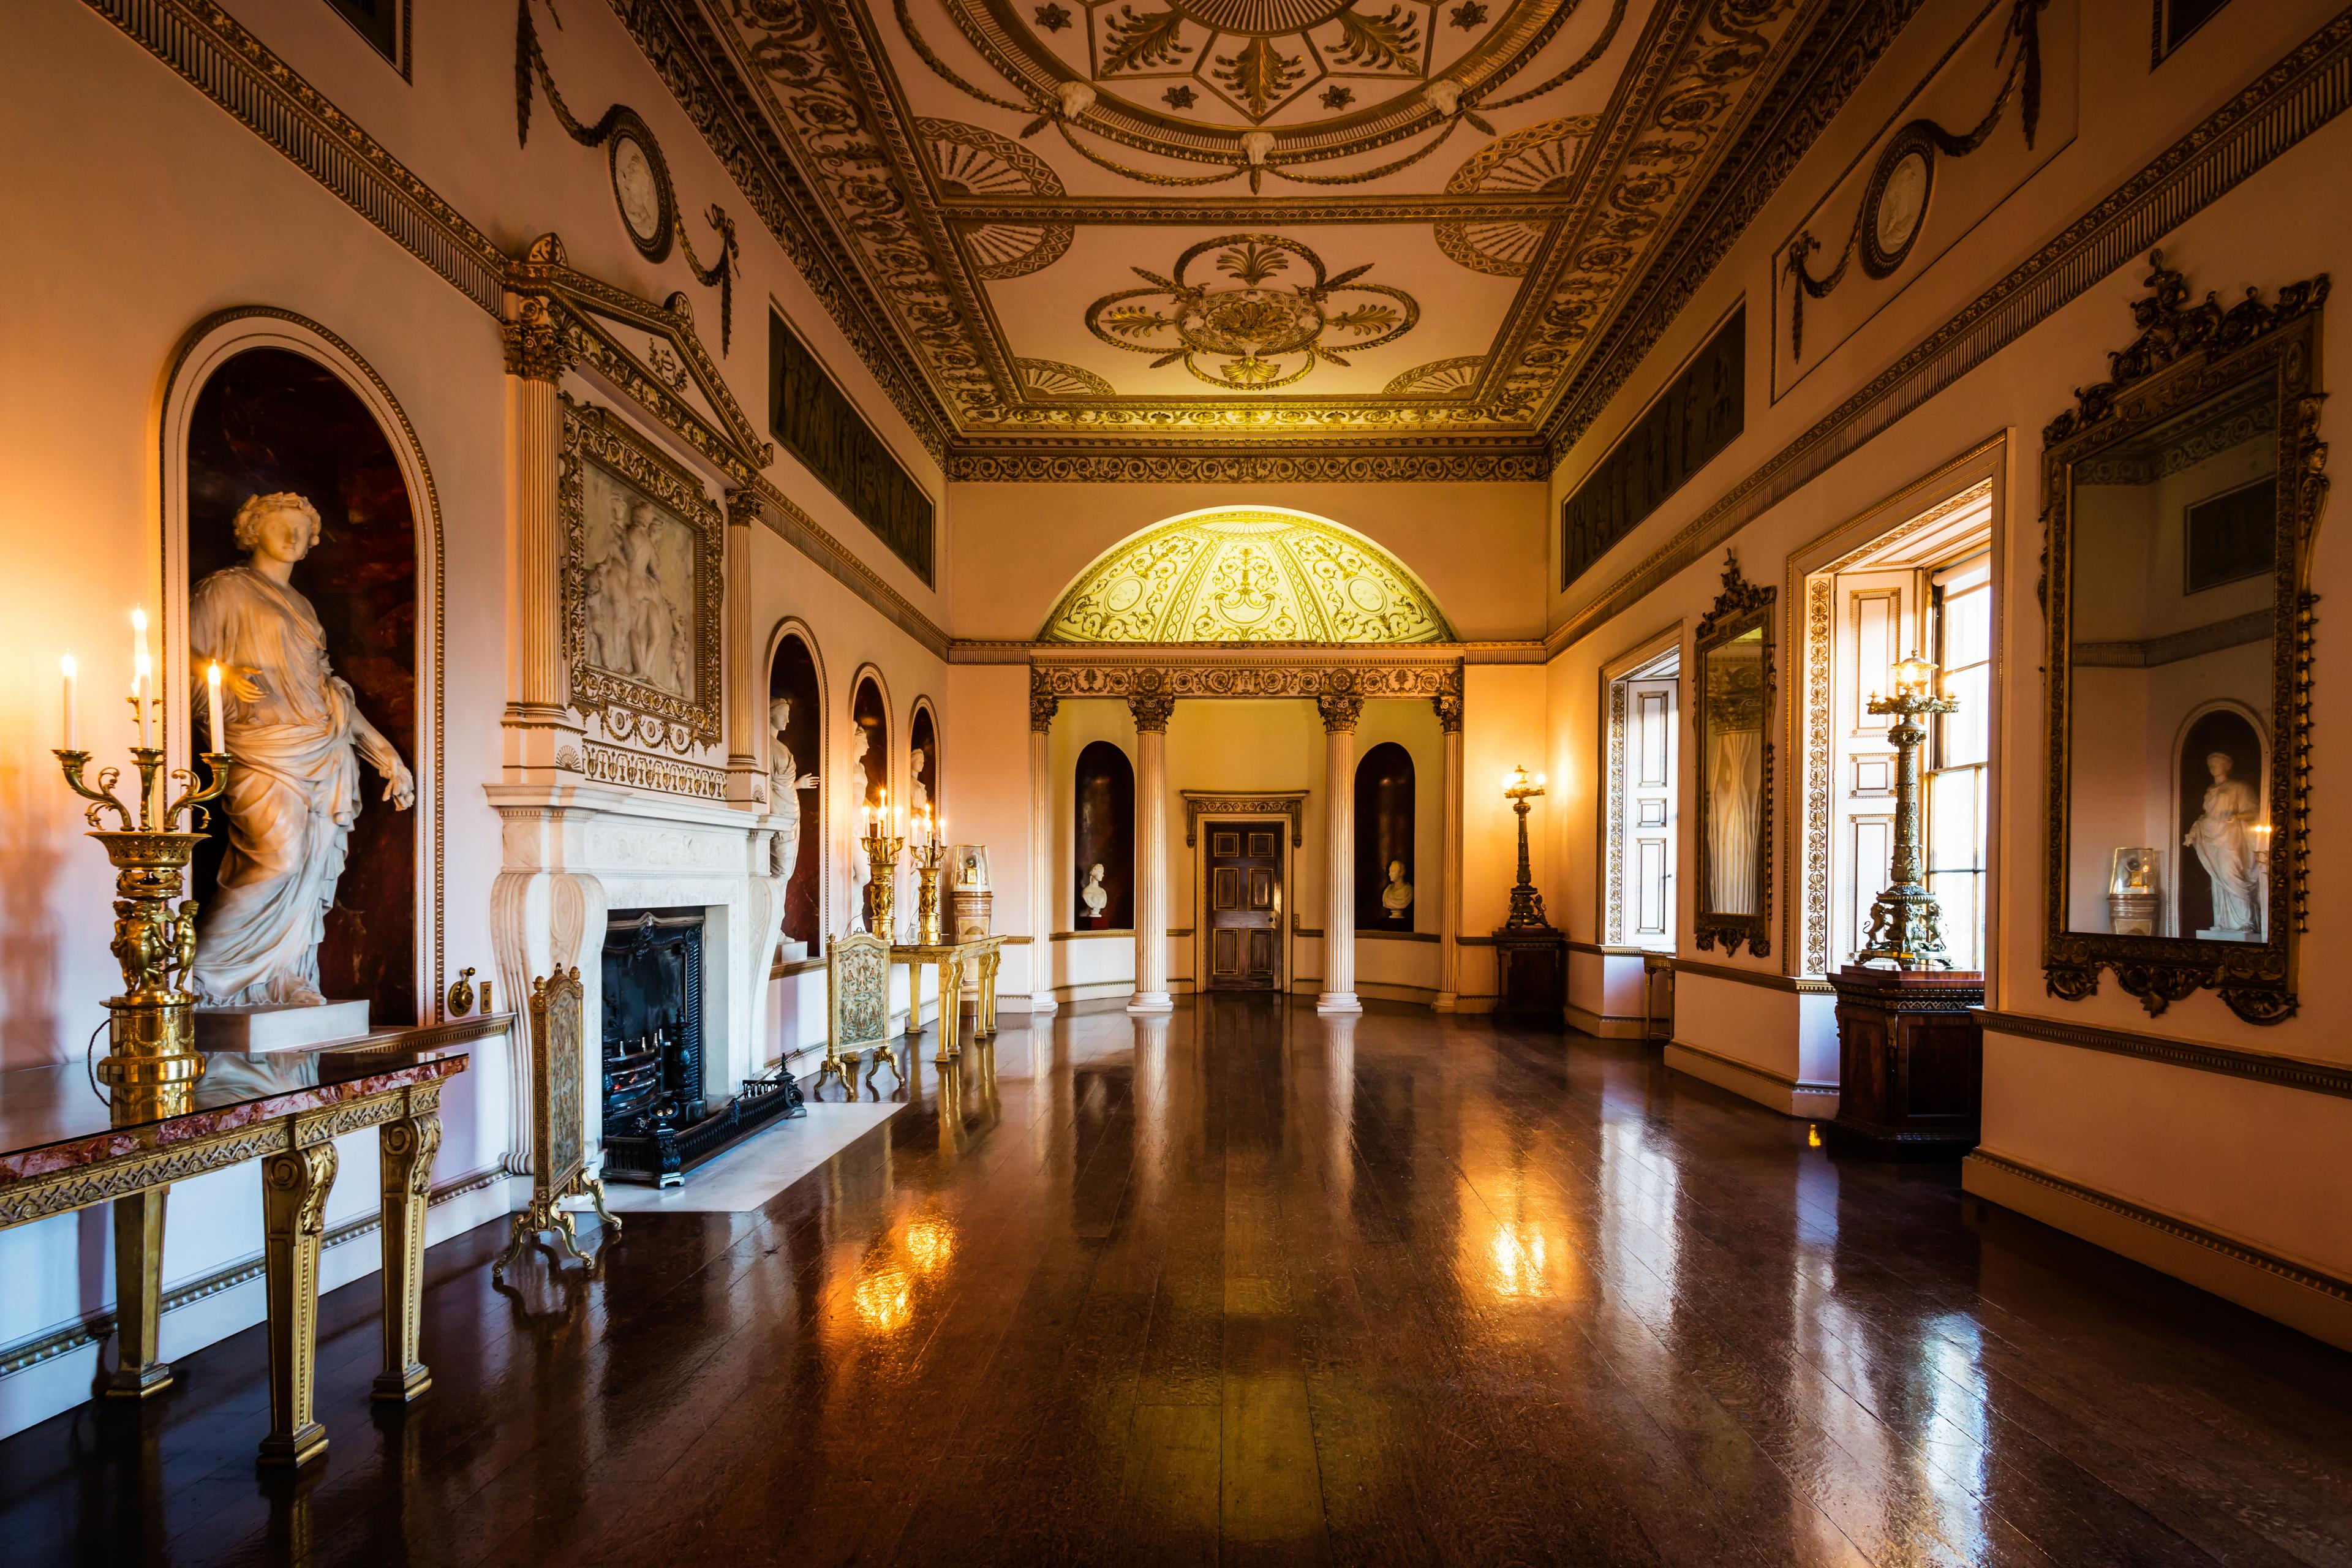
xmin=166 ymin=320 xmax=437 ymax=1023
xmin=767 ymin=625 xmax=823 ymax=954
xmin=2173 ymin=702 xmax=2267 ymax=940
xmin=851 ymin=671 xmax=890 ymax=927
xmin=1074 ymin=740 xmax=1135 ymax=929
xmin=1354 ymin=741 xmax=1416 ymax=929
xmin=910 ymin=699 xmax=940 ymax=831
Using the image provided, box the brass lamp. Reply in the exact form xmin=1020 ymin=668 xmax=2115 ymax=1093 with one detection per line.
xmin=1501 ymin=763 xmax=1551 ymax=929
xmin=1856 ymin=652 xmax=1958 ymax=969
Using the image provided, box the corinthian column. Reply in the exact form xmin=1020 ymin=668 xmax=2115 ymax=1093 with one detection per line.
xmin=723 ymin=488 xmax=763 ymax=806
xmin=1029 ymin=679 xmax=1059 ymax=1016
xmin=502 ymin=293 xmax=581 ymax=780
xmin=1434 ymin=679 xmax=1466 ymax=1011
xmin=1317 ymin=688 xmax=1363 ymax=1014
xmin=1128 ymin=690 xmax=1176 ymax=1014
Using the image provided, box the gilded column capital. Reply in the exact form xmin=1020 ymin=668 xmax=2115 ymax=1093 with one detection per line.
xmin=503 ymin=295 xmax=576 ymax=383
xmin=725 ymin=487 xmax=763 ymax=528
xmin=1317 ymin=692 xmax=1364 ymax=733
xmin=1030 ymin=690 xmax=1060 ymax=733
xmin=1128 ymin=692 xmax=1177 ymax=733
xmin=1432 ymin=689 xmax=1463 ymax=733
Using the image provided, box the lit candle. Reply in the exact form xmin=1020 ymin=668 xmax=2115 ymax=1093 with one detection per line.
xmin=134 ymin=650 xmax=153 ymax=748
xmin=130 ymin=606 xmax=148 ymax=675
xmin=60 ymin=654 xmax=78 ymax=750
xmin=206 ymin=661 xmax=224 ymax=753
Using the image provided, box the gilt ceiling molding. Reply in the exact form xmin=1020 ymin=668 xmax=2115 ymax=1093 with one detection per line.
xmin=1548 ymin=2 xmax=2352 ymax=655
xmin=942 ymin=448 xmax=1545 ymax=479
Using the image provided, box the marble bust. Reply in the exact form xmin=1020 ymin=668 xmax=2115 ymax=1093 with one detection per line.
xmin=1379 ymin=859 xmax=1413 ymax=918
xmin=1080 ymin=863 xmax=1109 ymax=920
xmin=189 ymin=492 xmax=412 ymax=1006
xmin=767 ymin=698 xmax=818 ymax=878
xmin=2184 ymin=750 xmax=2261 ymax=938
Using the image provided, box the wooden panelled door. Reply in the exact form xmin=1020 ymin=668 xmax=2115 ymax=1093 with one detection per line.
xmin=1205 ymin=820 xmax=1281 ymax=991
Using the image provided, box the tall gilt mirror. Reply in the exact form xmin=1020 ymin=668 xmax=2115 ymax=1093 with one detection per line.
xmin=1694 ymin=553 xmax=1776 ymax=956
xmin=2043 ymin=254 xmax=2327 ymax=1023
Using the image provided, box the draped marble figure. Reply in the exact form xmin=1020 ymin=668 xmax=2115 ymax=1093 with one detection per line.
xmin=769 ymin=697 xmax=818 ymax=879
xmin=190 ymin=492 xmax=413 ymax=1005
xmin=2184 ymin=750 xmax=2261 ymax=936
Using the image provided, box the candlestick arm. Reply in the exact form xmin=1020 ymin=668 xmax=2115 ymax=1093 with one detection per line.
xmin=54 ymin=750 xmax=132 ymax=831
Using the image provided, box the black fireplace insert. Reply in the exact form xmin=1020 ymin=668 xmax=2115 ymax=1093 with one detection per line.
xmin=600 ymin=908 xmax=804 ymax=1186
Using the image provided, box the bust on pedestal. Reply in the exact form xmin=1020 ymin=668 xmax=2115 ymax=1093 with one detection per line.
xmin=189 ymin=493 xmax=409 ymax=1050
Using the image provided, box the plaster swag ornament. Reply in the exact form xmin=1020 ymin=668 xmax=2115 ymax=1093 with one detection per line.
xmin=189 ymin=492 xmax=413 ymax=1006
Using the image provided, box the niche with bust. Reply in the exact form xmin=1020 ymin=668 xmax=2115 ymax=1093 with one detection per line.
xmin=184 ymin=346 xmax=417 ymax=1023
xmin=1353 ymin=742 xmax=1415 ymax=928
xmin=1073 ymin=741 xmax=1135 ymax=929
xmin=910 ymin=703 xmax=938 ymax=829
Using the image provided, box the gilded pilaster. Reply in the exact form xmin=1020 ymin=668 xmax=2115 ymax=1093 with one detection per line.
xmin=503 ymin=293 xmax=582 ymax=778
xmin=723 ymin=488 xmax=762 ymax=805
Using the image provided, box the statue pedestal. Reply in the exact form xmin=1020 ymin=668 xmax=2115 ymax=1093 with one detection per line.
xmin=194 ymin=1000 xmax=371 ymax=1054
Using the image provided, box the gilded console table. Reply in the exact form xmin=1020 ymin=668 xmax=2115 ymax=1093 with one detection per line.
xmin=889 ymin=935 xmax=1003 ymax=1063
xmin=0 ymin=1031 xmax=475 ymax=1467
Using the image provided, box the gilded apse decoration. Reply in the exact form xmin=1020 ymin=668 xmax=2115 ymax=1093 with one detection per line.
xmin=559 ymin=400 xmax=726 ymax=750
xmin=2041 ymin=253 xmax=2326 ymax=1026
xmin=1040 ymin=508 xmax=1453 ymax=643
xmin=1086 ymin=235 xmax=1419 ymax=390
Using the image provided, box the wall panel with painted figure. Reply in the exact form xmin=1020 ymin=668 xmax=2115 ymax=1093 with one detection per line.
xmin=184 ymin=347 xmax=417 ymax=1023
xmin=1354 ymin=741 xmax=1415 ymax=930
xmin=1074 ymin=741 xmax=1135 ymax=930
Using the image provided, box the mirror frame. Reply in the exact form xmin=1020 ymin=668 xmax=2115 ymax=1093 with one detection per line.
xmin=2041 ymin=252 xmax=2329 ymax=1024
xmin=1692 ymin=552 xmax=1777 ymax=957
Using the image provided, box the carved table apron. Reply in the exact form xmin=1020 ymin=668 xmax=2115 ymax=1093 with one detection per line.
xmin=888 ymin=936 xmax=1003 ymax=1063
xmin=0 ymin=1042 xmax=470 ymax=1468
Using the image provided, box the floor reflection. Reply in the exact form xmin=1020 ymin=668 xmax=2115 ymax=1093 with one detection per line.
xmin=7 ymin=997 xmax=2352 ymax=1567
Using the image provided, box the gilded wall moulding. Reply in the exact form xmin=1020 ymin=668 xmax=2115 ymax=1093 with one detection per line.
xmin=1181 ymin=791 xmax=1309 ymax=846
xmin=942 ymin=448 xmax=1547 ymax=481
xmin=1041 ymin=508 xmax=1455 ymax=643
xmin=1030 ymin=655 xmax=1464 ymax=703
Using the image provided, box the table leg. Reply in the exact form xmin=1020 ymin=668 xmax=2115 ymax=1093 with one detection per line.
xmin=105 ymin=1186 xmax=172 ymax=1398
xmin=978 ymin=948 xmax=1001 ymax=1040
xmin=934 ymin=957 xmax=962 ymax=1063
xmin=374 ymin=1109 xmax=441 ymax=1404
xmin=258 ymin=1141 xmax=337 ymax=1468
xmin=901 ymin=957 xmax=923 ymax=1037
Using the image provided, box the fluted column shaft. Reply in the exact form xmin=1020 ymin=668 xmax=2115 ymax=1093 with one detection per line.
xmin=1128 ymin=692 xmax=1175 ymax=1014
xmin=1434 ymin=682 xmax=1466 ymax=1011
xmin=1318 ymin=692 xmax=1363 ymax=1014
xmin=723 ymin=489 xmax=763 ymax=804
xmin=1029 ymin=684 xmax=1059 ymax=1015
xmin=502 ymin=295 xmax=579 ymax=778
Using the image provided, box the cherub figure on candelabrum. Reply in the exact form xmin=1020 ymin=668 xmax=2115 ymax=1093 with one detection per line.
xmin=768 ymin=698 xmax=818 ymax=878
xmin=189 ymin=492 xmax=413 ymax=1005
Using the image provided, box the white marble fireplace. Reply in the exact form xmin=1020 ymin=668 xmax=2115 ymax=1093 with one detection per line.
xmin=484 ymin=782 xmax=787 ymax=1174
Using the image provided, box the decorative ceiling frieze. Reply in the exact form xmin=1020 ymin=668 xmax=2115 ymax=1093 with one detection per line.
xmin=603 ymin=0 xmax=1845 ymax=462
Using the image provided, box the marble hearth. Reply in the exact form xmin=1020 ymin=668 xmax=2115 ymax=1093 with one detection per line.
xmin=484 ymin=782 xmax=790 ymax=1177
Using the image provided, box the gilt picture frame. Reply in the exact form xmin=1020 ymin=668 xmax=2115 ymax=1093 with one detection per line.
xmin=559 ymin=398 xmax=724 ymax=750
xmin=1692 ymin=553 xmax=1777 ymax=957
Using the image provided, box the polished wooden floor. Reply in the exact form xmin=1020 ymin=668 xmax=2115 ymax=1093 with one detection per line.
xmin=9 ymin=999 xmax=2352 ymax=1566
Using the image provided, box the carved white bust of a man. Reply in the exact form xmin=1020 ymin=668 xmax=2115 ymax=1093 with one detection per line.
xmin=189 ymin=491 xmax=413 ymax=1006
xmin=1379 ymin=859 xmax=1413 ymax=917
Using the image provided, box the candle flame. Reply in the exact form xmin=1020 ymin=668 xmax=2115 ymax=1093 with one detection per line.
xmin=60 ymin=654 xmax=75 ymax=678
xmin=130 ymin=608 xmax=148 ymax=633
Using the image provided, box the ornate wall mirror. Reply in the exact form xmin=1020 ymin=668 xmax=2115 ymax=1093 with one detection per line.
xmin=2042 ymin=253 xmax=2326 ymax=1023
xmin=1694 ymin=553 xmax=1777 ymax=956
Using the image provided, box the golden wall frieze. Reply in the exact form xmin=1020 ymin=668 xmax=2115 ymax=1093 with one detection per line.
xmin=942 ymin=450 xmax=1547 ymax=482
xmin=937 ymin=195 xmax=1600 ymax=225
xmin=1029 ymin=650 xmax=1465 ymax=705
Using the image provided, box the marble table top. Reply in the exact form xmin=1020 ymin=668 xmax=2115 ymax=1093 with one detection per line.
xmin=0 ymin=1031 xmax=477 ymax=1185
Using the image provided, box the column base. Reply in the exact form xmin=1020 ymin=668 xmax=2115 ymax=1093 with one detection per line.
xmin=1432 ymin=992 xmax=1460 ymax=1012
xmin=1316 ymin=992 xmax=1362 ymax=1014
xmin=1030 ymin=993 xmax=1060 ymax=1014
xmin=1126 ymin=992 xmax=1174 ymax=1014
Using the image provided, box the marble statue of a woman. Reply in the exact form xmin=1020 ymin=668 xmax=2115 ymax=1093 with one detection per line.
xmin=1379 ymin=859 xmax=1414 ymax=919
xmin=849 ymin=726 xmax=873 ymax=932
xmin=2184 ymin=750 xmax=2262 ymax=938
xmin=1080 ymin=863 xmax=1109 ymax=921
xmin=767 ymin=698 xmax=818 ymax=878
xmin=189 ymin=492 xmax=413 ymax=1006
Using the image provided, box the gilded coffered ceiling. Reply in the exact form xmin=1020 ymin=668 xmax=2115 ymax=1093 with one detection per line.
xmin=620 ymin=0 xmax=1875 ymax=469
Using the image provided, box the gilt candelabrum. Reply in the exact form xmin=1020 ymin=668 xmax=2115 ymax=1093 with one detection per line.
xmin=1856 ymin=656 xmax=1958 ymax=970
xmin=53 ymin=740 xmax=235 ymax=1102
xmin=911 ymin=840 xmax=947 ymax=947
xmin=1501 ymin=763 xmax=1551 ymax=930
xmin=862 ymin=824 xmax=905 ymax=942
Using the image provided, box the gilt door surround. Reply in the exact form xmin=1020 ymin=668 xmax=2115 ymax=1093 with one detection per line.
xmin=483 ymin=782 xmax=789 ymax=1177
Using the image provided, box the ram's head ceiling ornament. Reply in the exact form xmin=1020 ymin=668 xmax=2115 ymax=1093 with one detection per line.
xmin=606 ymin=0 xmax=1859 ymax=466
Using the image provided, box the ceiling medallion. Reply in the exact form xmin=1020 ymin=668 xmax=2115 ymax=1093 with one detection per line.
xmin=1086 ymin=233 xmax=1417 ymax=388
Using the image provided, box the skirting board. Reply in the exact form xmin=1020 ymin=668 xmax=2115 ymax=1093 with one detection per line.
xmin=1964 ymin=1149 xmax=2352 ymax=1352
xmin=0 ymin=1163 xmax=514 ymax=1442
xmin=1664 ymin=1040 xmax=1840 ymax=1118
xmin=1566 ymin=1005 xmax=1647 ymax=1039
